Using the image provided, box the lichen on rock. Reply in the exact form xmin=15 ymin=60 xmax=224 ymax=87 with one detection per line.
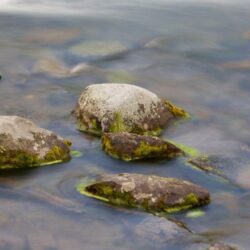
xmin=102 ymin=132 xmax=184 ymax=161
xmin=0 ymin=116 xmax=71 ymax=169
xmin=77 ymin=173 xmax=210 ymax=213
xmin=73 ymin=83 xmax=188 ymax=136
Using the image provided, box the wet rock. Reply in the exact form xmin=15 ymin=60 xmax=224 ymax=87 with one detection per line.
xmin=187 ymin=155 xmax=224 ymax=176
xmin=69 ymin=41 xmax=126 ymax=58
xmin=102 ymin=132 xmax=184 ymax=161
xmin=208 ymin=242 xmax=237 ymax=250
xmin=134 ymin=215 xmax=189 ymax=244
xmin=0 ymin=116 xmax=71 ymax=169
xmin=73 ymin=83 xmax=188 ymax=136
xmin=77 ymin=173 xmax=210 ymax=213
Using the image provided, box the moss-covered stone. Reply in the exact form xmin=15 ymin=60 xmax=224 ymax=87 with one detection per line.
xmin=0 ymin=116 xmax=71 ymax=169
xmin=102 ymin=132 xmax=184 ymax=161
xmin=73 ymin=83 xmax=187 ymax=136
xmin=77 ymin=173 xmax=210 ymax=213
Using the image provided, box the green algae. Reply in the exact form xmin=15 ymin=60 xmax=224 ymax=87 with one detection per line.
xmin=168 ymin=141 xmax=199 ymax=157
xmin=70 ymin=150 xmax=83 ymax=158
xmin=186 ymin=209 xmax=205 ymax=218
xmin=106 ymin=70 xmax=136 ymax=83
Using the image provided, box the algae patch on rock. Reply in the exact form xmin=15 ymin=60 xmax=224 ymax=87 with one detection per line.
xmin=77 ymin=173 xmax=210 ymax=213
xmin=102 ymin=132 xmax=184 ymax=161
xmin=73 ymin=83 xmax=188 ymax=136
xmin=0 ymin=116 xmax=71 ymax=169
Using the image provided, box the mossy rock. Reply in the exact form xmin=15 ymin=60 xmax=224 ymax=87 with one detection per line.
xmin=102 ymin=132 xmax=184 ymax=161
xmin=77 ymin=173 xmax=210 ymax=213
xmin=73 ymin=83 xmax=189 ymax=136
xmin=0 ymin=116 xmax=71 ymax=169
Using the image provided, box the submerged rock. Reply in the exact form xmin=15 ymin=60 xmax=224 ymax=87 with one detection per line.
xmin=69 ymin=41 xmax=126 ymax=58
xmin=134 ymin=215 xmax=189 ymax=244
xmin=0 ymin=116 xmax=71 ymax=169
xmin=77 ymin=173 xmax=210 ymax=213
xmin=73 ymin=83 xmax=188 ymax=136
xmin=187 ymin=155 xmax=224 ymax=177
xmin=102 ymin=132 xmax=184 ymax=161
xmin=208 ymin=243 xmax=237 ymax=250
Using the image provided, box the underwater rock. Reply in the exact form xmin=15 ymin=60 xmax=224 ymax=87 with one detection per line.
xmin=0 ymin=116 xmax=71 ymax=169
xmin=134 ymin=215 xmax=189 ymax=244
xmin=77 ymin=173 xmax=210 ymax=213
xmin=208 ymin=243 xmax=237 ymax=250
xmin=187 ymin=155 xmax=224 ymax=177
xmin=73 ymin=83 xmax=188 ymax=136
xmin=102 ymin=132 xmax=184 ymax=161
xmin=220 ymin=60 xmax=250 ymax=71
xmin=69 ymin=41 xmax=126 ymax=58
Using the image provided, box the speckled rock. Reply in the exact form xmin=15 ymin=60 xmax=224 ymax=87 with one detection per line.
xmin=0 ymin=116 xmax=71 ymax=169
xmin=73 ymin=83 xmax=188 ymax=136
xmin=208 ymin=243 xmax=237 ymax=250
xmin=102 ymin=132 xmax=184 ymax=161
xmin=77 ymin=173 xmax=210 ymax=213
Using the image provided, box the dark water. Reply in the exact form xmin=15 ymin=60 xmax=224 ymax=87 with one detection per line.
xmin=0 ymin=1 xmax=250 ymax=249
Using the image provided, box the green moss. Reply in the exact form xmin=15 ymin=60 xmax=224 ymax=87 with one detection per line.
xmin=143 ymin=127 xmax=162 ymax=137
xmin=0 ymin=151 xmax=40 ymax=169
xmin=134 ymin=141 xmax=167 ymax=158
xmin=109 ymin=112 xmax=127 ymax=133
xmin=164 ymin=100 xmax=190 ymax=119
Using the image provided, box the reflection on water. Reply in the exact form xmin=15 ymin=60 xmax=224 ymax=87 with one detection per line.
xmin=0 ymin=0 xmax=250 ymax=249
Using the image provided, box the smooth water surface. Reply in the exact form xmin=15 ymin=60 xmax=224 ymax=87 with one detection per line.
xmin=0 ymin=0 xmax=250 ymax=249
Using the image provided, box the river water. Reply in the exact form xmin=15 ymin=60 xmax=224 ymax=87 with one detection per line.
xmin=0 ymin=0 xmax=250 ymax=249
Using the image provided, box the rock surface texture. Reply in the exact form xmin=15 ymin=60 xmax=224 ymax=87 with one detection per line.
xmin=78 ymin=173 xmax=210 ymax=213
xmin=102 ymin=132 xmax=184 ymax=161
xmin=73 ymin=83 xmax=188 ymax=136
xmin=0 ymin=116 xmax=71 ymax=169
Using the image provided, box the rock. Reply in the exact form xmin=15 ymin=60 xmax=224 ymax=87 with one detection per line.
xmin=208 ymin=242 xmax=237 ymax=250
xmin=0 ymin=116 xmax=71 ymax=169
xmin=77 ymin=173 xmax=210 ymax=213
xmin=134 ymin=215 xmax=189 ymax=244
xmin=73 ymin=83 xmax=188 ymax=136
xmin=69 ymin=41 xmax=126 ymax=58
xmin=187 ymin=155 xmax=224 ymax=177
xmin=102 ymin=132 xmax=184 ymax=161
xmin=0 ymin=72 xmax=2 ymax=79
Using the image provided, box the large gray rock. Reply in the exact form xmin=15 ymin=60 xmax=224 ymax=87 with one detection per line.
xmin=73 ymin=83 xmax=188 ymax=136
xmin=0 ymin=116 xmax=71 ymax=169
xmin=77 ymin=173 xmax=210 ymax=213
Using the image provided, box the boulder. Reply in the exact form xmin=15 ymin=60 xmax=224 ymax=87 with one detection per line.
xmin=73 ymin=83 xmax=188 ymax=136
xmin=0 ymin=116 xmax=71 ymax=169
xmin=102 ymin=132 xmax=184 ymax=161
xmin=77 ymin=173 xmax=210 ymax=213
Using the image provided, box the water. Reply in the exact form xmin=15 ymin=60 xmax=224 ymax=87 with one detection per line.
xmin=0 ymin=0 xmax=250 ymax=249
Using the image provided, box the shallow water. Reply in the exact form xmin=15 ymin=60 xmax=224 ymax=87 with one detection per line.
xmin=0 ymin=0 xmax=250 ymax=249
